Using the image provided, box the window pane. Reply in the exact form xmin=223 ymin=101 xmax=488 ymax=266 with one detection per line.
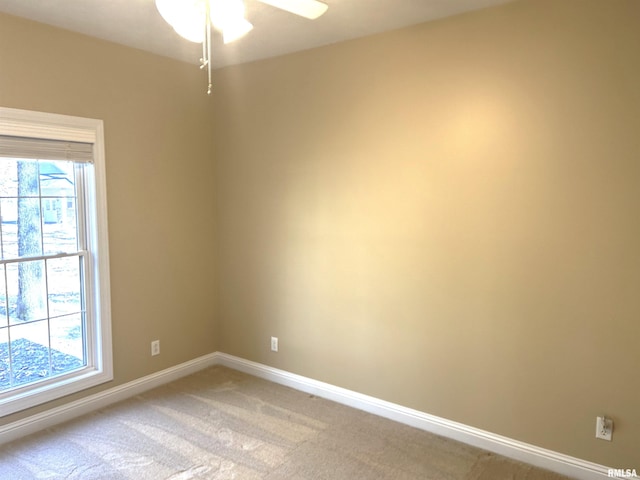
xmin=17 ymin=160 xmax=40 ymax=197
xmin=0 ymin=264 xmax=6 ymax=327
xmin=16 ymin=198 xmax=43 ymax=258
xmin=47 ymin=256 xmax=82 ymax=317
xmin=0 ymin=199 xmax=18 ymax=260
xmin=43 ymin=198 xmax=78 ymax=255
xmin=41 ymin=161 xmax=78 ymax=255
xmin=0 ymin=327 xmax=8 ymax=390
xmin=0 ymin=159 xmax=18 ymax=197
xmin=50 ymin=313 xmax=85 ymax=374
xmin=39 ymin=161 xmax=75 ymax=193
xmin=9 ymin=320 xmax=51 ymax=387
xmin=6 ymin=260 xmax=48 ymax=324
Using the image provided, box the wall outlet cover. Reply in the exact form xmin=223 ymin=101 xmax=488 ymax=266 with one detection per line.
xmin=595 ymin=416 xmax=612 ymax=441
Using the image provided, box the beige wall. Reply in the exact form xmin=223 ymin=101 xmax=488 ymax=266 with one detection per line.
xmin=213 ymin=0 xmax=640 ymax=468
xmin=0 ymin=14 xmax=217 ymax=422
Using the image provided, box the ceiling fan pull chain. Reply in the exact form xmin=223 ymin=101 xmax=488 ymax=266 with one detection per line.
xmin=206 ymin=3 xmax=212 ymax=95
xmin=198 ymin=0 xmax=213 ymax=95
xmin=200 ymin=28 xmax=207 ymax=71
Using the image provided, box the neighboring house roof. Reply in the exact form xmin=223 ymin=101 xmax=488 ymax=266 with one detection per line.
xmin=40 ymin=161 xmax=72 ymax=184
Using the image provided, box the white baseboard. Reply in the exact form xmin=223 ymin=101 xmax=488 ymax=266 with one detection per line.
xmin=0 ymin=351 xmax=610 ymax=480
xmin=0 ymin=352 xmax=219 ymax=445
xmin=215 ymin=352 xmax=610 ymax=480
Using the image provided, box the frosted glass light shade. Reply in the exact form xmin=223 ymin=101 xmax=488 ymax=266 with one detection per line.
xmin=156 ymin=0 xmax=252 ymax=44
xmin=155 ymin=0 xmax=206 ymax=43
xmin=210 ymin=0 xmax=250 ymax=32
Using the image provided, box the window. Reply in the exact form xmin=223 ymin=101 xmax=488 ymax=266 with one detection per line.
xmin=0 ymin=107 xmax=112 ymax=416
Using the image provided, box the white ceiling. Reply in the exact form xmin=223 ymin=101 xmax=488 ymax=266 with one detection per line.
xmin=0 ymin=0 xmax=514 ymax=68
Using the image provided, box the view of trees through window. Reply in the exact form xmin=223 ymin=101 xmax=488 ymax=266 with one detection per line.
xmin=0 ymin=158 xmax=86 ymax=393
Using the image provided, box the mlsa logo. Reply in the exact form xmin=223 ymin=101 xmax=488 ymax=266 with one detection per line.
xmin=608 ymin=469 xmax=638 ymax=478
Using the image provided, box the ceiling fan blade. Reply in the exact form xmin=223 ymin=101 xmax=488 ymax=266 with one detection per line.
xmin=222 ymin=18 xmax=254 ymax=44
xmin=258 ymin=0 xmax=328 ymax=20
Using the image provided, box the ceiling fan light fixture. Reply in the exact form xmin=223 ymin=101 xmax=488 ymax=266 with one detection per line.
xmin=155 ymin=0 xmax=329 ymax=94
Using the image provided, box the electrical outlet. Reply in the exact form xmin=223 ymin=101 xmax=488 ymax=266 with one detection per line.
xmin=151 ymin=340 xmax=160 ymax=356
xmin=596 ymin=416 xmax=612 ymax=441
xmin=270 ymin=336 xmax=278 ymax=352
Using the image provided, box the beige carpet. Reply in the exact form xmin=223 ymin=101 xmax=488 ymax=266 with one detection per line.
xmin=0 ymin=366 xmax=570 ymax=479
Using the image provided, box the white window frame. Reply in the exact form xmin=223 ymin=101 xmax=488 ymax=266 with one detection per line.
xmin=0 ymin=107 xmax=112 ymax=417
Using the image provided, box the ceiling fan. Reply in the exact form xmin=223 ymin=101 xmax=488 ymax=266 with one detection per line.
xmin=155 ymin=0 xmax=329 ymax=93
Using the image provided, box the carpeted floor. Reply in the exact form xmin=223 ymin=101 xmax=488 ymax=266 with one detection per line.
xmin=0 ymin=366 xmax=570 ymax=479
